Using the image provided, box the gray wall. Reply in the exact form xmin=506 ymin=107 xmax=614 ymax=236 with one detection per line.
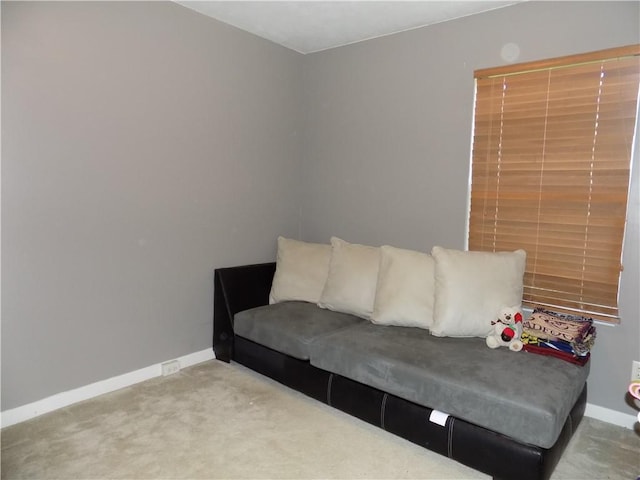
xmin=1 ymin=1 xmax=302 ymax=410
xmin=300 ymin=1 xmax=640 ymax=417
xmin=3 ymin=0 xmax=639 ymax=420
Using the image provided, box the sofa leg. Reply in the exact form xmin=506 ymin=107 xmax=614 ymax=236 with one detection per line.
xmin=213 ymin=344 xmax=231 ymax=363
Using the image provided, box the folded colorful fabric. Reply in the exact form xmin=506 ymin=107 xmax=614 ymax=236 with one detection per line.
xmin=521 ymin=308 xmax=596 ymax=366
xmin=523 ymin=308 xmax=594 ymax=343
xmin=522 ymin=343 xmax=590 ymax=366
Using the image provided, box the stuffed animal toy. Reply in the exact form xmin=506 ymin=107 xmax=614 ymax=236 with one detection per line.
xmin=486 ymin=306 xmax=524 ymax=352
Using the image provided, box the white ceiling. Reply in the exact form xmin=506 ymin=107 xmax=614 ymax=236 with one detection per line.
xmin=175 ymin=1 xmax=523 ymax=54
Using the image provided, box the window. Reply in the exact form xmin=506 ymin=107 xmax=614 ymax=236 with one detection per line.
xmin=468 ymin=45 xmax=640 ymax=322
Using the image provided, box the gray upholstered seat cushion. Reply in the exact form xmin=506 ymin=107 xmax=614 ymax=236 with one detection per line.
xmin=234 ymin=301 xmax=365 ymax=360
xmin=308 ymin=322 xmax=589 ymax=448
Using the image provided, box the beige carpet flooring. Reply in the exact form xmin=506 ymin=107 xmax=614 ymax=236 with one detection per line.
xmin=2 ymin=360 xmax=639 ymax=479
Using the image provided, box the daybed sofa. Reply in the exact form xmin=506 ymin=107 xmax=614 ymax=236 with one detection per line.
xmin=213 ymin=238 xmax=589 ymax=480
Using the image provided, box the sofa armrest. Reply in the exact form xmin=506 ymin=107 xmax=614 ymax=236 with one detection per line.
xmin=213 ymin=262 xmax=276 ymax=362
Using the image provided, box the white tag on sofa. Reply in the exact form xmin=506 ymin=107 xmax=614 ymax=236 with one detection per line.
xmin=429 ymin=409 xmax=450 ymax=426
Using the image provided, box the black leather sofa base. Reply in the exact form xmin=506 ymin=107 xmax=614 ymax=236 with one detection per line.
xmin=213 ymin=262 xmax=587 ymax=480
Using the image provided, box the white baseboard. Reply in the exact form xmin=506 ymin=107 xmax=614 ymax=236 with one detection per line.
xmin=0 ymin=348 xmax=215 ymax=429
xmin=585 ymin=402 xmax=638 ymax=430
xmin=3 ymin=350 xmax=637 ymax=433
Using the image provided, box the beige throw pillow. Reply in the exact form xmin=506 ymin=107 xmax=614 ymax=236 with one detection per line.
xmin=371 ymin=246 xmax=435 ymax=329
xmin=318 ymin=237 xmax=380 ymax=319
xmin=269 ymin=237 xmax=331 ymax=304
xmin=430 ymin=246 xmax=526 ymax=337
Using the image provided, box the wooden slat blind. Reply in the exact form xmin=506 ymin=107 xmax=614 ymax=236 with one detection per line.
xmin=469 ymin=45 xmax=640 ymax=322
